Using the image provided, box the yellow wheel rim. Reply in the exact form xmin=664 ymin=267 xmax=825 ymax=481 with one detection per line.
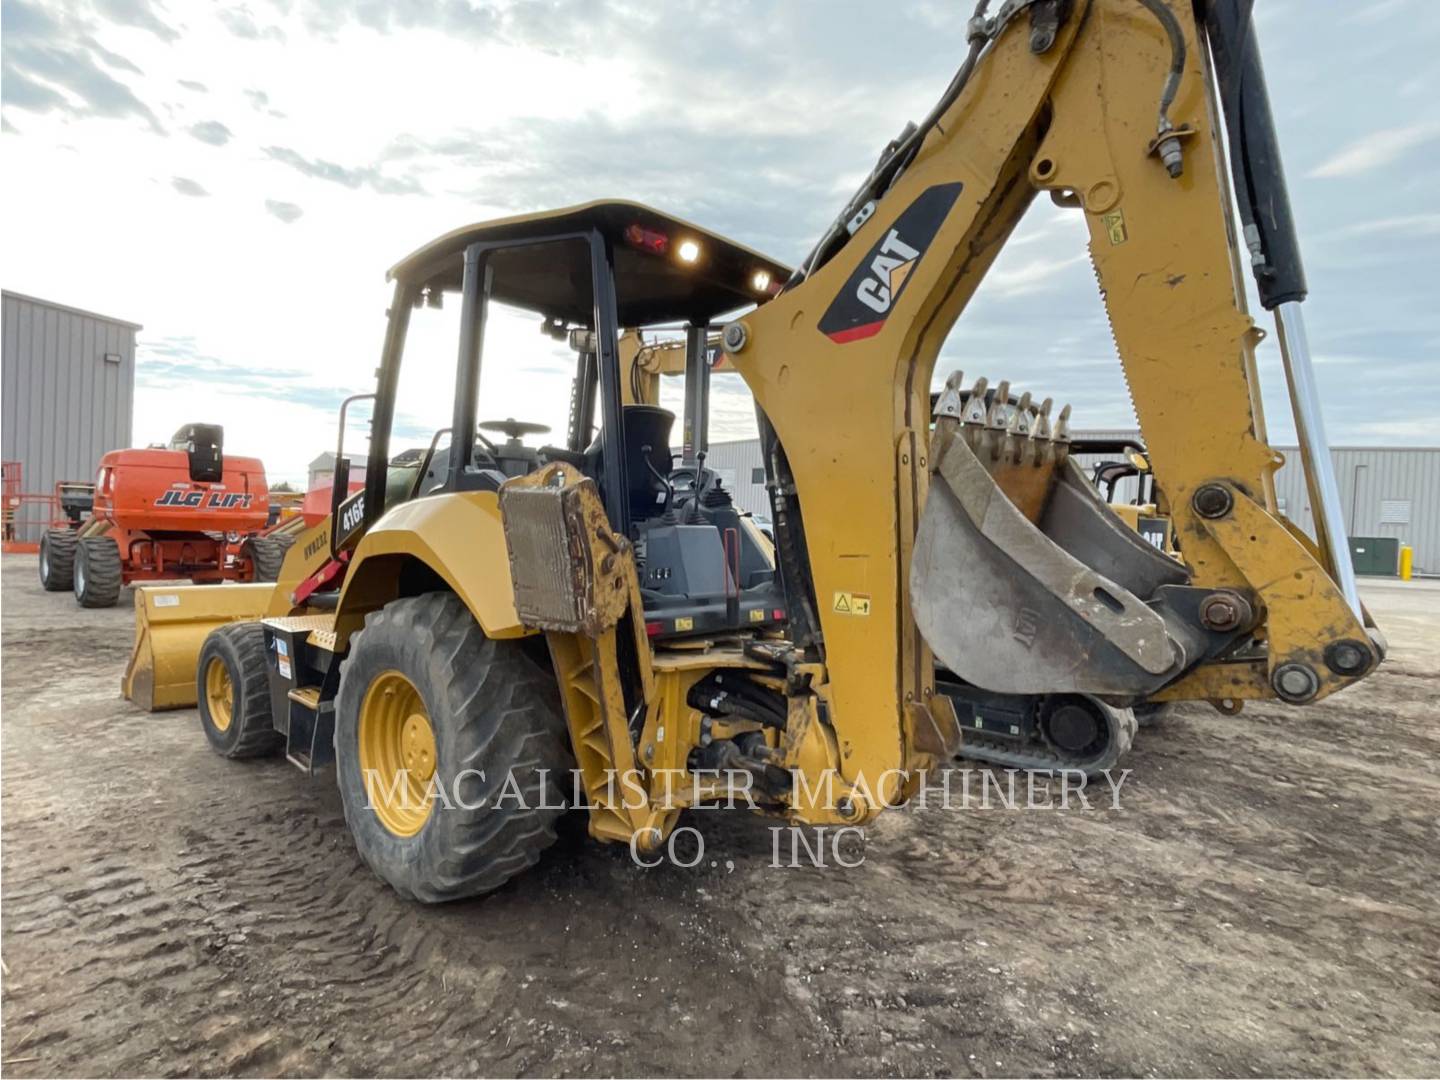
xmin=204 ymin=656 xmax=234 ymax=732
xmin=358 ymin=670 xmax=437 ymax=837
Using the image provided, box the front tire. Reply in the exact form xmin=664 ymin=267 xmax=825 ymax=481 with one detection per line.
xmin=39 ymin=529 xmax=77 ymax=591
xmin=197 ymin=622 xmax=283 ymax=758
xmin=74 ymin=536 xmax=123 ymax=607
xmin=335 ymin=593 xmax=572 ymax=903
xmin=247 ymin=534 xmax=295 ymax=582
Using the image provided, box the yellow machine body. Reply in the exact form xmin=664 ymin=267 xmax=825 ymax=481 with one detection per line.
xmin=148 ymin=1 xmax=1381 ymax=888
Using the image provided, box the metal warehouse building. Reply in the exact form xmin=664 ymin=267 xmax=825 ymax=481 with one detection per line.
xmin=2 ymin=290 xmax=140 ymax=542
xmin=702 ymin=435 xmax=1440 ymax=576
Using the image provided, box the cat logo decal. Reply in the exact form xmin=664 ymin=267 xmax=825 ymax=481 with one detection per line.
xmin=817 ymin=182 xmax=963 ymax=344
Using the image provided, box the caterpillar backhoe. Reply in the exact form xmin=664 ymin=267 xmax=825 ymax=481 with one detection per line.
xmin=132 ymin=0 xmax=1381 ymax=901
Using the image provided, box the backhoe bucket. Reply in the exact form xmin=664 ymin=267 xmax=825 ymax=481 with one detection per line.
xmin=910 ymin=373 xmax=1204 ymax=698
xmin=122 ymin=583 xmax=275 ymax=710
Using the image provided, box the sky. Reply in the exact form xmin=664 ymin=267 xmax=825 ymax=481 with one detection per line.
xmin=3 ymin=0 xmax=1438 ymax=486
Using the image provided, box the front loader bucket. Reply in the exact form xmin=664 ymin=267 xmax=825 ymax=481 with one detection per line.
xmin=122 ymin=583 xmax=275 ymax=711
xmin=911 ymin=373 xmax=1207 ymax=698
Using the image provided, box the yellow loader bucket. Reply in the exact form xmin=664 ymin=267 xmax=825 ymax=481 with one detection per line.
xmin=122 ymin=583 xmax=275 ymax=711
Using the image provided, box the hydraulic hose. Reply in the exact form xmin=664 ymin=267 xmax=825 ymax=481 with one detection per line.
xmin=1135 ymin=0 xmax=1187 ymax=133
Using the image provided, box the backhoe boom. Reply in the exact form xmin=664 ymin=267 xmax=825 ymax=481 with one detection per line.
xmin=722 ymin=0 xmax=1376 ymax=804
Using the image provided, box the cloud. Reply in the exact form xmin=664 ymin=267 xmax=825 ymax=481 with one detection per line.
xmin=1 ymin=0 xmax=164 ymax=131
xmin=216 ymin=5 xmax=286 ymax=43
xmin=242 ymin=86 xmax=284 ymax=117
xmin=4 ymin=0 xmax=1438 ymax=459
xmin=264 ymin=145 xmax=424 ymax=196
xmin=974 ymin=252 xmax=1090 ymax=299
xmin=82 ymin=35 xmax=142 ymax=75
xmin=1337 ymin=213 xmax=1440 ymax=238
xmin=187 ymin=119 xmax=232 ymax=146
xmin=172 ymin=176 xmax=209 ymax=196
xmin=1309 ymin=121 xmax=1440 ymax=178
xmin=265 ymin=199 xmax=304 ymax=223
xmin=92 ymin=0 xmax=178 ymax=42
xmin=379 ymin=115 xmax=859 ymax=260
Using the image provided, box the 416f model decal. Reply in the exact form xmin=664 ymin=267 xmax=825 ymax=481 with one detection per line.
xmin=817 ymin=182 xmax=963 ymax=344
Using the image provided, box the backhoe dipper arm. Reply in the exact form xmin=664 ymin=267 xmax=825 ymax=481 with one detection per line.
xmin=725 ymin=0 xmax=1375 ymax=807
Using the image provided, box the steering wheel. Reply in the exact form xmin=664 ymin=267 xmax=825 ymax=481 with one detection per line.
xmin=479 ymin=418 xmax=552 ymax=441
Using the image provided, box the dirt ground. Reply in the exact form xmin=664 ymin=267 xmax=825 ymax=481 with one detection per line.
xmin=1 ymin=554 xmax=1437 ymax=1078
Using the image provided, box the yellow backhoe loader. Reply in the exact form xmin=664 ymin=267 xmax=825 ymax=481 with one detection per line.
xmin=129 ymin=0 xmax=1381 ymax=902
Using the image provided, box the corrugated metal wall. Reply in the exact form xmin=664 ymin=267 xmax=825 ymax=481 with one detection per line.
xmin=1273 ymin=447 xmax=1440 ymax=574
xmin=701 ymin=431 xmax=1440 ymax=573
xmin=1071 ymin=430 xmax=1440 ymax=575
xmin=2 ymin=291 xmax=139 ymax=537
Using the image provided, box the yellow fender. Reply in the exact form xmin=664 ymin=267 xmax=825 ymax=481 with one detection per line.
xmin=334 ymin=490 xmax=529 ymax=649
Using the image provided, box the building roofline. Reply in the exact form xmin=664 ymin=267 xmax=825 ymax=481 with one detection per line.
xmin=2 ymin=289 xmax=143 ymax=331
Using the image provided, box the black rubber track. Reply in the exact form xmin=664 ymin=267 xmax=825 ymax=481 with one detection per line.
xmin=39 ymin=529 xmax=77 ymax=591
xmin=247 ymin=534 xmax=295 ymax=582
xmin=74 ymin=536 xmax=123 ymax=608
xmin=334 ymin=592 xmax=574 ymax=904
xmin=197 ymin=622 xmax=284 ymax=758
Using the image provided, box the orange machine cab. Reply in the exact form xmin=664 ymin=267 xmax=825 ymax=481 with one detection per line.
xmin=90 ymin=423 xmax=271 ymax=586
xmin=93 ymin=450 xmax=269 ymax=534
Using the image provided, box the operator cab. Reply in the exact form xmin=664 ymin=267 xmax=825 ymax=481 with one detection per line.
xmin=349 ymin=200 xmax=792 ymax=641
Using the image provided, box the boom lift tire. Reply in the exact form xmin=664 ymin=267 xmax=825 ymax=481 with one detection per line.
xmin=197 ymin=622 xmax=283 ymax=758
xmin=74 ymin=536 xmax=123 ymax=608
xmin=39 ymin=529 xmax=77 ymax=591
xmin=334 ymin=593 xmax=573 ymax=904
xmin=246 ymin=534 xmax=295 ymax=582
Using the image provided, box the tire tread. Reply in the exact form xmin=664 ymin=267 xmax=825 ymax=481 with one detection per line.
xmin=336 ymin=592 xmax=572 ymax=903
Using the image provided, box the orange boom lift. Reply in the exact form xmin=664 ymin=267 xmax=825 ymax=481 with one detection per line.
xmin=38 ymin=424 xmax=290 ymax=607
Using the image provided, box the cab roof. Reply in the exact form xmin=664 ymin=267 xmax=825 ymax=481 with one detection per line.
xmin=388 ymin=200 xmax=791 ymax=327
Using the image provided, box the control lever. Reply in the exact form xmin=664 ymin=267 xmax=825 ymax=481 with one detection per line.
xmin=686 ymin=450 xmax=710 ymax=524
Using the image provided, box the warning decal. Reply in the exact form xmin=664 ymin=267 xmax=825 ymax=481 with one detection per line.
xmin=832 ymin=591 xmax=872 ymax=616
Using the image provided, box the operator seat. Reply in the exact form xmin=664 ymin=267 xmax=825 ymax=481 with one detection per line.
xmin=548 ymin=405 xmax=677 ymax=519
xmin=619 ymin=405 xmax=675 ymax=521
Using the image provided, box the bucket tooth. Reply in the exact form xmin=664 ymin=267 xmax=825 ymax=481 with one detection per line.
xmin=962 ymin=377 xmax=989 ymax=424
xmin=1006 ymin=391 xmax=1033 ymax=465
xmin=1034 ymin=397 xmax=1053 ymax=441
xmin=934 ymin=370 xmax=966 ymax=419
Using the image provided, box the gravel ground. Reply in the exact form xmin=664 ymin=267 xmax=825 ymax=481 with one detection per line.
xmin=1 ymin=555 xmax=1437 ymax=1077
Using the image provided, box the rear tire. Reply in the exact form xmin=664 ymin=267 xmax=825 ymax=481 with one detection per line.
xmin=335 ymin=592 xmax=573 ymax=903
xmin=73 ymin=536 xmax=123 ymax=608
xmin=197 ymin=622 xmax=283 ymax=758
xmin=39 ymin=529 xmax=77 ymax=591
xmin=247 ymin=534 xmax=295 ymax=582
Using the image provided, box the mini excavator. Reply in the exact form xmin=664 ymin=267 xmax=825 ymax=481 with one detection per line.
xmin=128 ymin=0 xmax=1382 ymax=902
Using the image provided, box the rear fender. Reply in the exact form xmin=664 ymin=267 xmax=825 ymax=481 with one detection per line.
xmin=334 ymin=490 xmax=528 ymax=650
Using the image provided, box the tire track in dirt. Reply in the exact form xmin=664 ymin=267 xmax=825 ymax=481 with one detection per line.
xmin=5 ymin=562 xmax=1440 ymax=1076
